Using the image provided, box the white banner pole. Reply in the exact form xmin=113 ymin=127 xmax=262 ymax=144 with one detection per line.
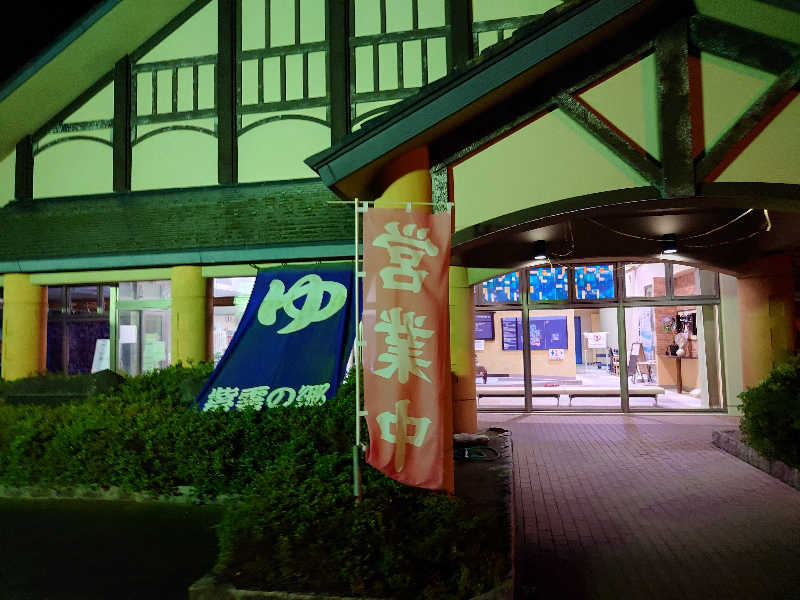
xmin=353 ymin=197 xmax=363 ymax=502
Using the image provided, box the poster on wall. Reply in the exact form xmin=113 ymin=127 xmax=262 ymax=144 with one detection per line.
xmin=502 ymin=316 xmax=569 ymax=350
xmin=528 ymin=318 xmax=546 ymax=349
xmin=548 ymin=349 xmax=565 ymax=360
xmin=474 ymin=312 xmax=495 ymax=339
xmin=544 ymin=318 xmax=568 ymax=349
xmin=501 ymin=317 xmax=520 ymax=350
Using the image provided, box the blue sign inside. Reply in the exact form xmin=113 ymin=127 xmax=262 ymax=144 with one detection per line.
xmin=501 ymin=316 xmax=569 ymax=351
xmin=475 ymin=313 xmax=495 ymax=340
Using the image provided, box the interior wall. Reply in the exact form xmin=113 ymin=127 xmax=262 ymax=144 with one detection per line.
xmin=598 ymin=307 xmax=618 ymax=349
xmin=737 ymin=253 xmax=796 ymax=389
xmin=451 ymin=109 xmax=647 ymax=231
xmin=719 ymin=273 xmax=744 ymax=413
xmin=33 ymin=83 xmax=114 ymax=199
xmin=475 ymin=309 xmax=576 ymax=378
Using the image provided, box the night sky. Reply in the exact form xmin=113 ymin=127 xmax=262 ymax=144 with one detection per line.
xmin=0 ymin=1 xmax=103 ymax=88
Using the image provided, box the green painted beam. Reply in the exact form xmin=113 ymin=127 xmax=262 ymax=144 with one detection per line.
xmin=695 ymin=55 xmax=800 ymax=183
xmin=556 ymin=93 xmax=663 ymax=193
xmin=202 ymin=258 xmax=354 ymax=278
xmin=655 ymin=18 xmax=695 ymax=197
xmin=690 ymin=14 xmax=800 ymax=75
xmin=0 ymin=242 xmax=354 ymax=275
xmin=29 ymin=268 xmax=172 ymax=286
xmin=117 ymin=299 xmax=171 ymax=310
xmin=467 ymin=267 xmax=515 ymax=287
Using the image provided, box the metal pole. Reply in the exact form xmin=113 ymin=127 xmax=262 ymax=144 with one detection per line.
xmin=353 ymin=197 xmax=363 ymax=502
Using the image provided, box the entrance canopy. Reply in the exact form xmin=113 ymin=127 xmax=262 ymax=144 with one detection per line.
xmin=306 ymin=0 xmax=800 ymax=274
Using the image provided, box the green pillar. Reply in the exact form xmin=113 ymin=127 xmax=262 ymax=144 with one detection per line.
xmin=1 ymin=273 xmax=46 ymax=380
xmin=171 ymin=266 xmax=207 ymax=366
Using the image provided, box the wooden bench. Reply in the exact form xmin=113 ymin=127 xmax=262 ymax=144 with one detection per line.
xmin=477 ymin=385 xmax=666 ymax=407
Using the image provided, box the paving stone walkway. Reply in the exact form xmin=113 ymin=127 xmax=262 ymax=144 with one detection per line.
xmin=479 ymin=413 xmax=800 ymax=600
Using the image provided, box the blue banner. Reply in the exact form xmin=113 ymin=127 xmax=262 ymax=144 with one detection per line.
xmin=195 ymin=263 xmax=358 ymax=412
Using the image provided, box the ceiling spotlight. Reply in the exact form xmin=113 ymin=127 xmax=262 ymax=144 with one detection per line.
xmin=660 ymin=234 xmax=677 ymax=254
xmin=533 ymin=240 xmax=547 ymax=260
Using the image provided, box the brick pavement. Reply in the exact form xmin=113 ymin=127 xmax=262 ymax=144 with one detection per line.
xmin=479 ymin=413 xmax=800 ymax=600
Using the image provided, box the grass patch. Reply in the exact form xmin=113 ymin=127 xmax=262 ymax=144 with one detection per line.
xmin=0 ymin=498 xmax=221 ymax=599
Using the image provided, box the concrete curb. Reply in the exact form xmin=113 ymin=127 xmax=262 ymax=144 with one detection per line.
xmin=713 ymin=429 xmax=800 ymax=491
xmin=188 ymin=575 xmax=513 ymax=600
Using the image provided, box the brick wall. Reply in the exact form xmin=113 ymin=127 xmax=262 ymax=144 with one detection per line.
xmin=653 ymin=273 xmax=698 ymax=358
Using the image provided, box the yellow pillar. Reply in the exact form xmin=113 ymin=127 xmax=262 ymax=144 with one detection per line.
xmin=1 ymin=273 xmax=46 ymax=380
xmin=170 ymin=266 xmax=207 ymax=366
xmin=450 ymin=266 xmax=478 ymax=433
xmin=738 ymin=253 xmax=796 ymax=389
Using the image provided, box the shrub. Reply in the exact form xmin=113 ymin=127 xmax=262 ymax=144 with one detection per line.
xmin=214 ymin=371 xmax=509 ymax=599
xmin=739 ymin=354 xmax=800 ymax=468
xmin=0 ymin=370 xmax=123 ymax=406
xmin=0 ymin=363 xmax=360 ymax=498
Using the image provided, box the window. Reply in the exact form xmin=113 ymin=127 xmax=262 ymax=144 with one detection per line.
xmin=574 ymin=265 xmax=614 ymax=299
xmin=119 ymin=280 xmax=171 ymax=300
xmin=529 ymin=267 xmax=568 ymax=301
xmin=477 ymin=272 xmax=520 ymax=303
xmin=46 ymin=285 xmax=111 ymax=374
xmin=672 ymin=265 xmax=717 ymax=296
xmin=625 ymin=263 xmax=665 ymax=298
xmin=213 ymin=277 xmax=256 ymax=363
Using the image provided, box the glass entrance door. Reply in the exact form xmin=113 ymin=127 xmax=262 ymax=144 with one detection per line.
xmin=117 ymin=309 xmax=171 ymax=376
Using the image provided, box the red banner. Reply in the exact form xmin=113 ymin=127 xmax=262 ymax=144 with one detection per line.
xmin=363 ymin=207 xmax=453 ymax=491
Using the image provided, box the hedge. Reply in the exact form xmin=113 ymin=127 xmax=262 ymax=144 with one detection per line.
xmin=0 ymin=366 xmax=509 ymax=598
xmin=739 ymin=354 xmax=800 ymax=468
xmin=0 ymin=363 xmax=328 ymax=498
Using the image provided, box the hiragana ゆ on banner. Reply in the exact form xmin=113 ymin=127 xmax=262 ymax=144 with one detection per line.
xmin=363 ymin=208 xmax=453 ymax=491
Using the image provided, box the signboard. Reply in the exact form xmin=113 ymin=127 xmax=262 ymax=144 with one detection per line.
xmin=585 ymin=331 xmax=608 ymax=348
xmin=549 ymin=349 xmax=565 ymax=360
xmin=474 ymin=312 xmax=495 ymax=340
xmin=195 ymin=263 xmax=357 ymax=412
xmin=363 ymin=208 xmax=452 ymax=491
